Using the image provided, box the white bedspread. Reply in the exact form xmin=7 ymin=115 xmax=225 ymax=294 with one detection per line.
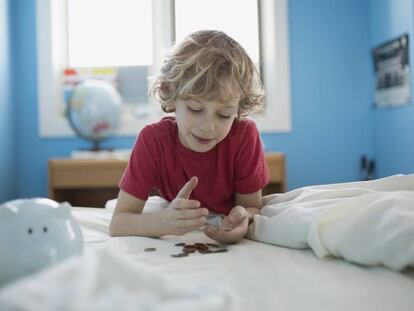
xmin=0 ymin=247 xmax=237 ymax=311
xmin=247 ymin=174 xmax=414 ymax=270
xmin=2 ymin=176 xmax=414 ymax=311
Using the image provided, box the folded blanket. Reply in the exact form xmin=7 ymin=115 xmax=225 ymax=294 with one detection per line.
xmin=247 ymin=174 xmax=414 ymax=270
xmin=0 ymin=247 xmax=237 ymax=311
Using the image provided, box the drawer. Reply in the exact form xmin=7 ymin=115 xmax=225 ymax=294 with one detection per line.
xmin=49 ymin=159 xmax=127 ymax=188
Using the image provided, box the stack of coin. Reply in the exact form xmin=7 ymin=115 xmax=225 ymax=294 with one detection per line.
xmin=171 ymin=242 xmax=228 ymax=258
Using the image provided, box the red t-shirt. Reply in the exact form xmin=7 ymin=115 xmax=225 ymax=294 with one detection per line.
xmin=119 ymin=117 xmax=269 ymax=215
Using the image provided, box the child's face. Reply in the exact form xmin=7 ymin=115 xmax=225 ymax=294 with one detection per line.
xmin=173 ymin=97 xmax=239 ymax=153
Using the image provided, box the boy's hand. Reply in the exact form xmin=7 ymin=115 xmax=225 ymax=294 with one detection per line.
xmin=161 ymin=176 xmax=209 ymax=235
xmin=203 ymin=206 xmax=249 ymax=244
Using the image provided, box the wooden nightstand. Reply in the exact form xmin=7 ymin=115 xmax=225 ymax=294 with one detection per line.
xmin=48 ymin=152 xmax=286 ymax=207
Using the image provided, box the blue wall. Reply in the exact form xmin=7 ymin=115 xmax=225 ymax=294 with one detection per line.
xmin=369 ymin=0 xmax=414 ymax=177
xmin=0 ymin=0 xmax=15 ymax=203
xmin=263 ymin=0 xmax=374 ymax=188
xmin=4 ymin=0 xmax=412 ymax=202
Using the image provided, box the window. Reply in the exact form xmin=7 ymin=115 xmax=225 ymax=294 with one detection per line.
xmin=175 ymin=0 xmax=260 ymax=63
xmin=67 ymin=0 xmax=153 ymax=67
xmin=66 ymin=0 xmax=154 ymax=114
xmin=36 ymin=0 xmax=291 ymax=137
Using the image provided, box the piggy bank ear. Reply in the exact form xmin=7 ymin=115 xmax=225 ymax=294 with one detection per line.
xmin=0 ymin=203 xmax=18 ymax=219
xmin=53 ymin=201 xmax=72 ymax=218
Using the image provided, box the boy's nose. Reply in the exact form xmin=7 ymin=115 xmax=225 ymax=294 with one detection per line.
xmin=198 ymin=116 xmax=215 ymax=132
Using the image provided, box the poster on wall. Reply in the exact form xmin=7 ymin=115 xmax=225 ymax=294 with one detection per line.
xmin=372 ymin=34 xmax=410 ymax=108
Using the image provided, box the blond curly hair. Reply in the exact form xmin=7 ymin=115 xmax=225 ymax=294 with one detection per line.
xmin=150 ymin=30 xmax=264 ymax=116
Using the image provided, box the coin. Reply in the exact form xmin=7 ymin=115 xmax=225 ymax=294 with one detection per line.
xmin=206 ymin=243 xmax=219 ymax=248
xmin=183 ymin=249 xmax=195 ymax=254
xmin=198 ymin=249 xmax=213 ymax=254
xmin=195 ymin=243 xmax=208 ymax=250
xmin=171 ymin=253 xmax=188 ymax=258
xmin=213 ymin=248 xmax=228 ymax=253
xmin=144 ymin=247 xmax=157 ymax=252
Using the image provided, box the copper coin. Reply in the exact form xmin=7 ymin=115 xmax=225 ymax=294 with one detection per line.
xmin=183 ymin=248 xmax=196 ymax=253
xmin=199 ymin=249 xmax=213 ymax=254
xmin=206 ymin=243 xmax=220 ymax=248
xmin=171 ymin=253 xmax=189 ymax=258
xmin=213 ymin=248 xmax=228 ymax=253
xmin=195 ymin=243 xmax=208 ymax=250
xmin=144 ymin=247 xmax=157 ymax=252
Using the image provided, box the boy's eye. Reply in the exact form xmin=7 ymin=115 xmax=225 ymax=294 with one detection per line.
xmin=187 ymin=106 xmax=202 ymax=113
xmin=218 ymin=114 xmax=232 ymax=119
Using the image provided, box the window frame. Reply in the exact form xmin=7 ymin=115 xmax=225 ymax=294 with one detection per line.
xmin=36 ymin=0 xmax=291 ymax=137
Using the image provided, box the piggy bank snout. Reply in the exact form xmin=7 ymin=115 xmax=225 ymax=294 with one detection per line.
xmin=26 ymin=246 xmax=59 ymax=269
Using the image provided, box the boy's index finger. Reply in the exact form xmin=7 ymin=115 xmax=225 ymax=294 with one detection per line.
xmin=176 ymin=176 xmax=198 ymax=199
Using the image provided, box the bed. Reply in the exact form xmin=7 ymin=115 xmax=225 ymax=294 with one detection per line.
xmin=1 ymin=175 xmax=414 ymax=310
xmin=74 ymin=206 xmax=414 ymax=310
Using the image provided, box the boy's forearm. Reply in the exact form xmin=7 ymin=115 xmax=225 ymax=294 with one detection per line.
xmin=109 ymin=211 xmax=168 ymax=237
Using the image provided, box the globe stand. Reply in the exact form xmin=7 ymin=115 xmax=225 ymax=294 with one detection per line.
xmin=91 ymin=140 xmax=103 ymax=152
xmin=84 ymin=139 xmax=113 ymax=152
xmin=92 ymin=141 xmax=113 ymax=152
xmin=68 ymin=122 xmax=114 ymax=152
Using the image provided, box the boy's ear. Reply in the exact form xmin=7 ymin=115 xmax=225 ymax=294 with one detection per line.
xmin=165 ymin=100 xmax=176 ymax=111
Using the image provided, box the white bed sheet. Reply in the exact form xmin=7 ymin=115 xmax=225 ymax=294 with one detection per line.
xmin=73 ymin=207 xmax=414 ymax=311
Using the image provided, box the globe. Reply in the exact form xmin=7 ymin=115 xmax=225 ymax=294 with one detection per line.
xmin=67 ymin=79 xmax=122 ymax=150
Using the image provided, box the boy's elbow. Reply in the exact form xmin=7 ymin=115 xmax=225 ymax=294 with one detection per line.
xmin=108 ymin=217 xmax=119 ymax=237
xmin=109 ymin=227 xmax=116 ymax=237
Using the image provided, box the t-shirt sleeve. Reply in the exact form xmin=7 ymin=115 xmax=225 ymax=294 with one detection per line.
xmin=234 ymin=120 xmax=270 ymax=194
xmin=118 ymin=126 xmax=159 ymax=200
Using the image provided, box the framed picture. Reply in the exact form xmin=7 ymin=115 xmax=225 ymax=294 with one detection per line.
xmin=372 ymin=34 xmax=410 ymax=108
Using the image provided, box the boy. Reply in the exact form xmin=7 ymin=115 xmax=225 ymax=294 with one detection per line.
xmin=110 ymin=30 xmax=269 ymax=243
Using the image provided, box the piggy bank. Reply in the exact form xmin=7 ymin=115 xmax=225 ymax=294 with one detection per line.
xmin=0 ymin=198 xmax=84 ymax=286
